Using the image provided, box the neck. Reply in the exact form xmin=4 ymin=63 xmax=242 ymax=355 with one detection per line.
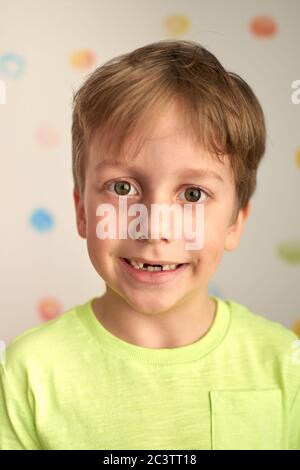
xmin=92 ymin=287 xmax=217 ymax=349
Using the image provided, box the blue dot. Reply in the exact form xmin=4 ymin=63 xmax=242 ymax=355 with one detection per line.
xmin=0 ymin=53 xmax=25 ymax=79
xmin=30 ymin=208 xmax=54 ymax=233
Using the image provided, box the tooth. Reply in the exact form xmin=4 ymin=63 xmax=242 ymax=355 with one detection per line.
xmin=130 ymin=263 xmax=140 ymax=269
xmin=127 ymin=259 xmax=179 ymax=272
xmin=129 ymin=259 xmax=138 ymax=267
xmin=162 ymin=264 xmax=178 ymax=271
xmin=129 ymin=259 xmax=144 ymax=268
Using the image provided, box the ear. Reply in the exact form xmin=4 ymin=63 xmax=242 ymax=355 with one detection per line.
xmin=73 ymin=189 xmax=87 ymax=239
xmin=224 ymin=202 xmax=251 ymax=252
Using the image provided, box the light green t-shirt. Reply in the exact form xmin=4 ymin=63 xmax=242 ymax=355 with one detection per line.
xmin=0 ymin=295 xmax=299 ymax=450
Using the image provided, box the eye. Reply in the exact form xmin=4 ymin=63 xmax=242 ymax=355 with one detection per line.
xmin=106 ymin=180 xmax=138 ymax=197
xmin=178 ymin=186 xmax=210 ymax=203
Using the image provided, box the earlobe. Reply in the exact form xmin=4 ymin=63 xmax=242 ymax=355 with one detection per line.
xmin=73 ymin=189 xmax=87 ymax=239
xmin=224 ymin=202 xmax=251 ymax=252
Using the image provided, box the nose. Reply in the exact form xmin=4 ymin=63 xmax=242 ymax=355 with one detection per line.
xmin=135 ymin=233 xmax=169 ymax=244
xmin=133 ymin=199 xmax=172 ymax=244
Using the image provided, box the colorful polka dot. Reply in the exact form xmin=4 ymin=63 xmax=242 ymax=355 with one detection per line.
xmin=69 ymin=49 xmax=96 ymax=70
xmin=249 ymin=15 xmax=278 ymax=38
xmin=30 ymin=208 xmax=54 ymax=233
xmin=276 ymin=240 xmax=300 ymax=265
xmin=0 ymin=53 xmax=25 ymax=78
xmin=295 ymin=148 xmax=300 ymax=169
xmin=293 ymin=319 xmax=300 ymax=338
xmin=36 ymin=124 xmax=60 ymax=149
xmin=163 ymin=14 xmax=191 ymax=37
xmin=37 ymin=297 xmax=63 ymax=322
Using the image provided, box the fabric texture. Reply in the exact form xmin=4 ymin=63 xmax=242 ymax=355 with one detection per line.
xmin=0 ymin=295 xmax=299 ymax=450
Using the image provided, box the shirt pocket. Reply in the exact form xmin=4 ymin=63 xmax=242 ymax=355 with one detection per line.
xmin=210 ymin=389 xmax=283 ymax=450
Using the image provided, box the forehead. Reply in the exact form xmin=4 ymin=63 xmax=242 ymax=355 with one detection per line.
xmin=88 ymin=101 xmax=234 ymax=183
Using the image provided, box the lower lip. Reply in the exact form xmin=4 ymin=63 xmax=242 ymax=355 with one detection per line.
xmin=118 ymin=258 xmax=189 ymax=285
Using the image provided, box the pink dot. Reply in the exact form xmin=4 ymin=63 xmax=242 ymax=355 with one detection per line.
xmin=36 ymin=124 xmax=60 ymax=148
xmin=37 ymin=297 xmax=63 ymax=322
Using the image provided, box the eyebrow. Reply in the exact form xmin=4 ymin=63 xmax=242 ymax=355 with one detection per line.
xmin=94 ymin=160 xmax=224 ymax=183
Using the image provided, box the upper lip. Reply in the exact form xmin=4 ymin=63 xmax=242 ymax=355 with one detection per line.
xmin=122 ymin=257 xmax=186 ymax=265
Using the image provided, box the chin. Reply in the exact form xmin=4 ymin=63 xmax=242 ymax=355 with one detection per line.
xmin=127 ymin=295 xmax=178 ymax=315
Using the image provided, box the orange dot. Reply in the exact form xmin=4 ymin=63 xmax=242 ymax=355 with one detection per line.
xmin=37 ymin=297 xmax=63 ymax=322
xmin=295 ymin=148 xmax=300 ymax=169
xmin=70 ymin=49 xmax=96 ymax=70
xmin=163 ymin=14 xmax=191 ymax=37
xmin=249 ymin=15 xmax=278 ymax=38
xmin=293 ymin=319 xmax=300 ymax=338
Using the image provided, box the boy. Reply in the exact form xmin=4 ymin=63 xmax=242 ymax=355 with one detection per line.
xmin=0 ymin=39 xmax=299 ymax=450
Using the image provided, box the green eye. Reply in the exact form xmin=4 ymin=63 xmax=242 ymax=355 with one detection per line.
xmin=107 ymin=180 xmax=138 ymax=196
xmin=114 ymin=181 xmax=131 ymax=195
xmin=183 ymin=187 xmax=208 ymax=203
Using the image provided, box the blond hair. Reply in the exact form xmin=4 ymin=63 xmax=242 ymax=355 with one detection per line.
xmin=72 ymin=39 xmax=266 ymax=223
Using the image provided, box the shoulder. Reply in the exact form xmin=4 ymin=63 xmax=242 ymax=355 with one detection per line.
xmin=222 ymin=298 xmax=300 ymax=404
xmin=223 ymin=297 xmax=300 ymax=384
xmin=2 ymin=300 xmax=87 ymax=375
xmin=225 ymin=297 xmax=298 ymax=348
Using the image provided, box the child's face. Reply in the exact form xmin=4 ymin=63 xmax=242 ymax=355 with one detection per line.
xmin=74 ymin=102 xmax=250 ymax=314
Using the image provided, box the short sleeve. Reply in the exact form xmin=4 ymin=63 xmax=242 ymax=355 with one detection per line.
xmin=0 ymin=364 xmax=42 ymax=450
xmin=289 ymin=384 xmax=300 ymax=450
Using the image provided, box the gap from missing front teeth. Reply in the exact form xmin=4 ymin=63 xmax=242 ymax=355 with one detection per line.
xmin=124 ymin=258 xmax=182 ymax=271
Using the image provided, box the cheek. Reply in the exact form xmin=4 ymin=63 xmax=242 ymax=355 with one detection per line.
xmin=203 ymin=212 xmax=228 ymax=249
xmin=85 ymin=203 xmax=118 ymax=263
xmin=86 ymin=236 xmax=120 ymax=282
xmin=86 ymin=197 xmax=128 ymax=239
xmin=197 ymin=217 xmax=228 ymax=271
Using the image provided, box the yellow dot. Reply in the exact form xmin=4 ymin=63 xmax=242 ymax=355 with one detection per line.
xmin=163 ymin=14 xmax=191 ymax=37
xmin=295 ymin=148 xmax=300 ymax=169
xmin=70 ymin=49 xmax=96 ymax=70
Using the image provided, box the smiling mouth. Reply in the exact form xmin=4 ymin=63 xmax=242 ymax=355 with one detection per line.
xmin=121 ymin=258 xmax=185 ymax=272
